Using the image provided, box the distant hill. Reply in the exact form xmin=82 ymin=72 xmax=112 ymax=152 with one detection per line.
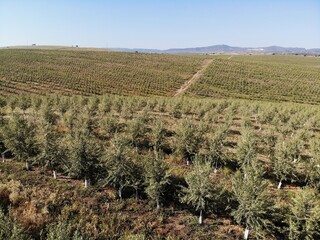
xmin=112 ymin=44 xmax=320 ymax=55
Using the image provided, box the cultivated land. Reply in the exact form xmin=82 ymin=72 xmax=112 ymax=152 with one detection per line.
xmin=0 ymin=48 xmax=319 ymax=103
xmin=0 ymin=48 xmax=319 ymax=240
xmin=0 ymin=49 xmax=204 ymax=96
xmin=187 ymin=55 xmax=320 ymax=103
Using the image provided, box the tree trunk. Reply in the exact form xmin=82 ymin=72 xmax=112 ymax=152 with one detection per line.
xmin=135 ymin=188 xmax=139 ymax=200
xmin=186 ymin=160 xmax=190 ymax=166
xmin=277 ymin=180 xmax=282 ymax=189
xmin=53 ymin=170 xmax=57 ymax=179
xmin=84 ymin=178 xmax=88 ymax=188
xmin=156 ymin=198 xmax=160 ymax=210
xmin=118 ymin=187 xmax=122 ymax=200
xmin=199 ymin=210 xmax=203 ymax=225
xmin=2 ymin=153 xmax=4 ymax=163
xmin=244 ymin=227 xmax=250 ymax=240
xmin=25 ymin=161 xmax=30 ymax=171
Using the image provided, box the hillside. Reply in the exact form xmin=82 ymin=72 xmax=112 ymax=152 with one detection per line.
xmin=0 ymin=49 xmax=204 ymax=96
xmin=113 ymin=44 xmax=320 ymax=55
xmin=186 ymin=55 xmax=320 ymax=104
xmin=0 ymin=49 xmax=320 ymax=105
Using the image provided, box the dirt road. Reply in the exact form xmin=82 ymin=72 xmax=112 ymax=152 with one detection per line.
xmin=174 ymin=59 xmax=213 ymax=96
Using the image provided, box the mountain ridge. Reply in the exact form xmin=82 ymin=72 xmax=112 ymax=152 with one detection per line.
xmin=112 ymin=44 xmax=320 ymax=55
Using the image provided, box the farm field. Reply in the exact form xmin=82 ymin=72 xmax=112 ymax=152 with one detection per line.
xmin=0 ymin=49 xmax=205 ymax=96
xmin=186 ymin=55 xmax=320 ymax=104
xmin=0 ymin=94 xmax=319 ymax=239
xmin=0 ymin=49 xmax=320 ymax=104
xmin=0 ymin=48 xmax=319 ymax=240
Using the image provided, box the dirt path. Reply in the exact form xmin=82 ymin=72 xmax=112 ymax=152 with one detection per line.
xmin=174 ymin=59 xmax=213 ymax=96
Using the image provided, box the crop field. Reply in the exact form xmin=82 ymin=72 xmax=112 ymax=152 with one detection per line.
xmin=186 ymin=55 xmax=320 ymax=103
xmin=0 ymin=49 xmax=319 ymax=239
xmin=1 ymin=49 xmax=320 ymax=105
xmin=0 ymin=49 xmax=204 ymax=96
xmin=0 ymin=94 xmax=319 ymax=239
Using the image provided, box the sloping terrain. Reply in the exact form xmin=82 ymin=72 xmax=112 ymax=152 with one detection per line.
xmin=186 ymin=55 xmax=320 ymax=104
xmin=0 ymin=49 xmax=320 ymax=105
xmin=0 ymin=49 xmax=204 ymax=96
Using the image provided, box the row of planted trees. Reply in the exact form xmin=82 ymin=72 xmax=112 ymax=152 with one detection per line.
xmin=0 ymin=94 xmax=319 ymax=239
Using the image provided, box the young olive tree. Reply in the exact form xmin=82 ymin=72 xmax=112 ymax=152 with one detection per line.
xmin=36 ymin=121 xmax=66 ymax=179
xmin=144 ymin=151 xmax=170 ymax=210
xmin=2 ymin=114 xmax=38 ymax=170
xmin=180 ymin=159 xmax=214 ymax=224
xmin=66 ymin=128 xmax=103 ymax=188
xmin=237 ymin=128 xmax=257 ymax=170
xmin=149 ymin=119 xmax=166 ymax=151
xmin=175 ymin=119 xmax=203 ymax=165
xmin=288 ymin=188 xmax=320 ymax=240
xmin=232 ymin=160 xmax=273 ymax=240
xmin=262 ymin=126 xmax=278 ymax=159
xmin=104 ymin=135 xmax=135 ymax=199
xmin=273 ymin=141 xmax=296 ymax=189
xmin=127 ymin=116 xmax=147 ymax=151
xmin=207 ymin=126 xmax=228 ymax=171
xmin=0 ymin=209 xmax=29 ymax=240
xmin=305 ymin=140 xmax=320 ymax=189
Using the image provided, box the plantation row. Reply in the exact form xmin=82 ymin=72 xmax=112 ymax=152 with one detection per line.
xmin=1 ymin=49 xmax=320 ymax=105
xmin=0 ymin=49 xmax=204 ymax=96
xmin=0 ymin=94 xmax=319 ymax=239
xmin=187 ymin=55 xmax=320 ymax=104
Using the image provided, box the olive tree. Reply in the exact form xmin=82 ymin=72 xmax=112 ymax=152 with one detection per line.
xmin=149 ymin=119 xmax=166 ymax=151
xmin=237 ymin=128 xmax=257 ymax=170
xmin=103 ymin=135 xmax=135 ymax=199
xmin=127 ymin=116 xmax=147 ymax=151
xmin=36 ymin=121 xmax=66 ymax=179
xmin=288 ymin=188 xmax=320 ymax=240
xmin=232 ymin=160 xmax=274 ymax=240
xmin=0 ymin=209 xmax=29 ymax=240
xmin=273 ymin=141 xmax=296 ymax=189
xmin=180 ymin=159 xmax=214 ymax=224
xmin=144 ymin=151 xmax=170 ymax=209
xmin=175 ymin=119 xmax=203 ymax=165
xmin=207 ymin=126 xmax=228 ymax=171
xmin=2 ymin=114 xmax=38 ymax=170
xmin=66 ymin=128 xmax=103 ymax=188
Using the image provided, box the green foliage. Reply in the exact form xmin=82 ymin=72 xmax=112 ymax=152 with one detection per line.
xmin=2 ymin=114 xmax=38 ymax=162
xmin=0 ymin=209 xmax=29 ymax=240
xmin=144 ymin=151 xmax=170 ymax=209
xmin=66 ymin=127 xmax=103 ymax=182
xmin=180 ymin=159 xmax=214 ymax=213
xmin=104 ymin=135 xmax=136 ymax=198
xmin=288 ymin=188 xmax=320 ymax=240
xmin=175 ymin=119 xmax=203 ymax=163
xmin=127 ymin=116 xmax=147 ymax=148
xmin=273 ymin=141 xmax=296 ymax=187
xmin=35 ymin=121 xmax=65 ymax=172
xmin=41 ymin=102 xmax=59 ymax=125
xmin=232 ymin=160 xmax=274 ymax=238
xmin=149 ymin=119 xmax=166 ymax=151
xmin=207 ymin=126 xmax=228 ymax=169
xmin=45 ymin=221 xmax=83 ymax=240
xmin=237 ymin=128 xmax=257 ymax=169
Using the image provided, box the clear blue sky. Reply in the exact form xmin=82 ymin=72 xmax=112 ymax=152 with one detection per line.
xmin=1 ymin=0 xmax=319 ymax=49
